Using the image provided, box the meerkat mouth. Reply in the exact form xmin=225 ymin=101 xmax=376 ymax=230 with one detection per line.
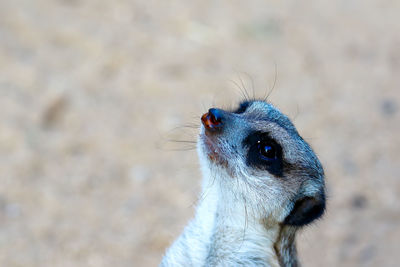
xmin=200 ymin=133 xmax=229 ymax=168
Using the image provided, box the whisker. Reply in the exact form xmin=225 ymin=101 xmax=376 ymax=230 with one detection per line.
xmin=264 ymin=62 xmax=278 ymax=101
xmin=166 ymin=139 xmax=197 ymax=144
xmin=292 ymin=104 xmax=300 ymax=121
xmin=242 ymin=72 xmax=256 ymax=100
xmin=191 ymin=171 xmax=217 ymax=208
xmin=155 ymin=139 xmax=197 ymax=151
xmin=157 ymin=119 xmax=199 ymax=151
xmin=237 ymin=72 xmax=251 ymax=101
xmin=169 ymin=124 xmax=200 ymax=131
xmin=163 ymin=147 xmax=197 ymax=151
xmin=229 ymin=79 xmax=249 ymax=101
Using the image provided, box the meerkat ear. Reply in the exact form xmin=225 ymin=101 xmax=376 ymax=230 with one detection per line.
xmin=283 ymin=191 xmax=326 ymax=227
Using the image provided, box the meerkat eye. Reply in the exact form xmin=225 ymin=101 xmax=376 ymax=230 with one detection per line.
xmin=258 ymin=141 xmax=277 ymax=160
xmin=244 ymin=131 xmax=284 ymax=176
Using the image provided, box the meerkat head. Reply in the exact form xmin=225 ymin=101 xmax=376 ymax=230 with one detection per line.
xmin=198 ymin=100 xmax=325 ymax=227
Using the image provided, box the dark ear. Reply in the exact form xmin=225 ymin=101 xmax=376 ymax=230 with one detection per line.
xmin=283 ymin=192 xmax=326 ymax=227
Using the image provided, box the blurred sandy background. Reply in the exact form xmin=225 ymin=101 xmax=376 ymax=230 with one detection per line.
xmin=1 ymin=0 xmax=400 ymax=266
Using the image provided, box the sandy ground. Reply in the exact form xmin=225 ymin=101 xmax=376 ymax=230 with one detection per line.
xmin=1 ymin=0 xmax=400 ymax=266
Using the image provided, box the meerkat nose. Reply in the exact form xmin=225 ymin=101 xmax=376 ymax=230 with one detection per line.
xmin=201 ymin=108 xmax=223 ymax=132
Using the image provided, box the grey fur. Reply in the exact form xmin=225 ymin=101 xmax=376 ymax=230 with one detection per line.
xmin=161 ymin=101 xmax=325 ymax=267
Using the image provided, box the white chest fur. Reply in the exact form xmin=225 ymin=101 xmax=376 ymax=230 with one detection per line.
xmin=160 ymin=174 xmax=281 ymax=267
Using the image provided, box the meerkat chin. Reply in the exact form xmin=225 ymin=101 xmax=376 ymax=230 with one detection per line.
xmin=161 ymin=100 xmax=326 ymax=267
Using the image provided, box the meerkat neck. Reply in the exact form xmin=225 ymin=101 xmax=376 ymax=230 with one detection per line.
xmin=161 ymin=175 xmax=300 ymax=267
xmin=196 ymin=178 xmax=299 ymax=267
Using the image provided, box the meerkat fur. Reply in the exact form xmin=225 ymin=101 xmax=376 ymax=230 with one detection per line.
xmin=161 ymin=100 xmax=326 ymax=267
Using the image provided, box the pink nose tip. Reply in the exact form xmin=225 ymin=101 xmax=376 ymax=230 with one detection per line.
xmin=201 ymin=108 xmax=223 ymax=131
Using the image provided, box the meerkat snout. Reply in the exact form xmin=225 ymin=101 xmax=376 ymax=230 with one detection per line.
xmin=201 ymin=108 xmax=223 ymax=131
xmin=161 ymin=100 xmax=326 ymax=267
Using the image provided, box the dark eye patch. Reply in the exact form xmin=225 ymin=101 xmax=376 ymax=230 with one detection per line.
xmin=243 ymin=131 xmax=284 ymax=177
xmin=233 ymin=101 xmax=252 ymax=114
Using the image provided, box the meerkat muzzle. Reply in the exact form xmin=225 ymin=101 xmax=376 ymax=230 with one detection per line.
xmin=201 ymin=108 xmax=223 ymax=132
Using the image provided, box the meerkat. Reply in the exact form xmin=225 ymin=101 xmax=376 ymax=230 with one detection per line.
xmin=161 ymin=100 xmax=326 ymax=267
